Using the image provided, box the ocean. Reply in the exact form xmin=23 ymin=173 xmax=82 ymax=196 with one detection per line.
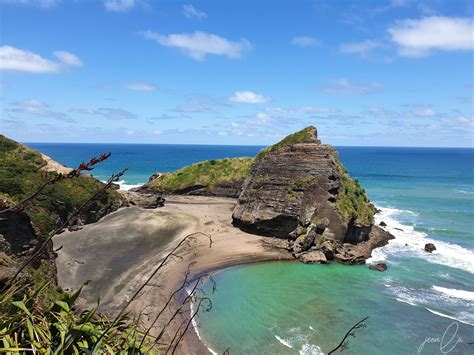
xmin=27 ymin=143 xmax=474 ymax=354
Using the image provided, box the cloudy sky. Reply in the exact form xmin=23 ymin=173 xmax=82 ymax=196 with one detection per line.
xmin=1 ymin=0 xmax=473 ymax=146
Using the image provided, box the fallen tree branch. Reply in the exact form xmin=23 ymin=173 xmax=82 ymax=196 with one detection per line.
xmin=328 ymin=316 xmax=369 ymax=354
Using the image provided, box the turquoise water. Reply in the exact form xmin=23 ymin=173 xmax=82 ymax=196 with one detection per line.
xmin=26 ymin=144 xmax=474 ymax=354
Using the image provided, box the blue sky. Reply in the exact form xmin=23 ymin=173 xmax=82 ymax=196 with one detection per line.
xmin=0 ymin=0 xmax=473 ymax=146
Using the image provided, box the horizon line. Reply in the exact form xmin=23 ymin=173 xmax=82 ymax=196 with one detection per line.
xmin=23 ymin=141 xmax=474 ymax=149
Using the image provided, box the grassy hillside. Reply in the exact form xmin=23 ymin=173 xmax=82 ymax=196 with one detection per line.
xmin=148 ymin=157 xmax=254 ymax=193
xmin=0 ymin=135 xmax=123 ymax=235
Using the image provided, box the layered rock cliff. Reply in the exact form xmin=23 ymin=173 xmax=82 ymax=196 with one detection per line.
xmin=232 ymin=126 xmax=392 ymax=264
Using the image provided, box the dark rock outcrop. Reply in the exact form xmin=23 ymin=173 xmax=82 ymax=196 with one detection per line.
xmin=121 ymin=190 xmax=165 ymax=209
xmin=232 ymin=126 xmax=393 ymax=264
xmin=0 ymin=210 xmax=50 ymax=262
xmin=369 ymin=262 xmax=388 ymax=271
xmin=424 ymin=243 xmax=436 ymax=253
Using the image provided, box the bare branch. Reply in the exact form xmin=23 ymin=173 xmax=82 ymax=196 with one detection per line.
xmin=328 ymin=316 xmax=369 ymax=354
xmin=94 ymin=232 xmax=212 ymax=349
xmin=170 ymin=297 xmax=212 ymax=355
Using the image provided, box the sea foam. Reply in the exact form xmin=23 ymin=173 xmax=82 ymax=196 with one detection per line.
xmin=369 ymin=207 xmax=474 ymax=274
xmin=432 ymin=286 xmax=474 ymax=302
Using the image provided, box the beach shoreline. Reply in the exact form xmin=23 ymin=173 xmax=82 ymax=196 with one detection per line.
xmin=54 ymin=194 xmax=293 ymax=353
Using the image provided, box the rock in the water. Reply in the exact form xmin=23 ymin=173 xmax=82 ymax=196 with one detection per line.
xmin=232 ymin=126 xmax=393 ymax=264
xmin=369 ymin=262 xmax=387 ymax=271
xmin=121 ymin=191 xmax=165 ymax=209
xmin=379 ymin=221 xmax=387 ymax=227
xmin=299 ymin=250 xmax=328 ymax=264
xmin=424 ymin=243 xmax=436 ymax=253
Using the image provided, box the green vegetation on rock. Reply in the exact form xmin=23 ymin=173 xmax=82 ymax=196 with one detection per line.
xmin=256 ymin=126 xmax=317 ymax=161
xmin=336 ymin=175 xmax=375 ymax=225
xmin=148 ymin=157 xmax=254 ymax=192
xmin=0 ymin=135 xmax=123 ymax=235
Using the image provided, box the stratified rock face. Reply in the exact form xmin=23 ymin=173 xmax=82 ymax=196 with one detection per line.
xmin=232 ymin=126 xmax=393 ymax=264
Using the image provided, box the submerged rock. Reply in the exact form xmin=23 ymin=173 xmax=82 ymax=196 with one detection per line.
xmin=424 ymin=243 xmax=436 ymax=253
xmin=232 ymin=126 xmax=393 ymax=265
xmin=369 ymin=262 xmax=388 ymax=271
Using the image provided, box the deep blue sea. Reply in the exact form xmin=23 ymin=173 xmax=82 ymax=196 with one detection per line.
xmin=27 ymin=143 xmax=474 ymax=354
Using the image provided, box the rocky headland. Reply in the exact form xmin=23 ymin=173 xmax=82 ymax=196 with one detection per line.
xmin=232 ymin=126 xmax=393 ymax=264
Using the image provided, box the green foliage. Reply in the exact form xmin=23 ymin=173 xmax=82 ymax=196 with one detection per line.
xmin=336 ymin=174 xmax=375 ymax=225
xmin=256 ymin=126 xmax=317 ymax=160
xmin=316 ymin=235 xmax=326 ymax=248
xmin=0 ymin=282 xmax=156 ymax=353
xmin=0 ymin=135 xmax=122 ymax=235
xmin=148 ymin=157 xmax=254 ymax=192
xmin=285 ymin=187 xmax=303 ymax=202
xmin=293 ymin=177 xmax=316 ymax=189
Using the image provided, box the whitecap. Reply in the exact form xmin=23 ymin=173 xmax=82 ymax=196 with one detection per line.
xmin=101 ymin=179 xmax=144 ymax=191
xmin=426 ymin=308 xmax=474 ymax=326
xmin=373 ymin=206 xmax=474 ymax=274
xmin=432 ymin=286 xmax=474 ymax=302
xmin=299 ymin=343 xmax=324 ymax=355
xmin=116 ymin=180 xmax=144 ymax=191
xmin=275 ymin=335 xmax=293 ymax=348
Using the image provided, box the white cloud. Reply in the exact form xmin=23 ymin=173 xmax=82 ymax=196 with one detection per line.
xmin=9 ymin=99 xmax=68 ymax=119
xmin=265 ymin=106 xmax=338 ymax=116
xmin=71 ymin=107 xmax=137 ymax=120
xmin=230 ymin=91 xmax=270 ymax=104
xmin=53 ymin=51 xmax=83 ymax=66
xmin=405 ymin=105 xmax=437 ymax=117
xmin=142 ymin=30 xmax=251 ymax=60
xmin=104 ymin=0 xmax=135 ymax=12
xmin=363 ymin=107 xmax=400 ymax=119
xmin=122 ymin=82 xmax=157 ymax=91
xmin=0 ymin=0 xmax=60 ymax=8
xmin=317 ymin=78 xmax=383 ymax=95
xmin=291 ymin=36 xmax=320 ymax=47
xmin=340 ymin=40 xmax=380 ymax=56
xmin=0 ymin=45 xmax=82 ymax=73
xmin=183 ymin=4 xmax=207 ymax=19
xmin=175 ymin=94 xmax=225 ymax=113
xmin=388 ymin=16 xmax=474 ymax=57
xmin=0 ymin=46 xmax=60 ymax=73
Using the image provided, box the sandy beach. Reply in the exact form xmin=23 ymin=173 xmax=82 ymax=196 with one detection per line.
xmin=54 ymin=195 xmax=293 ymax=353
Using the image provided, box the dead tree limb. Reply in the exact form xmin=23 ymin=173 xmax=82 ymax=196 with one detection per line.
xmin=94 ymin=232 xmax=212 ymax=350
xmin=328 ymin=316 xmax=369 ymax=354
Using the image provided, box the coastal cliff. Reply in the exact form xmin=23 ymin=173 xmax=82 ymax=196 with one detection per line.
xmin=232 ymin=126 xmax=393 ymax=264
xmin=143 ymin=157 xmax=253 ymax=198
